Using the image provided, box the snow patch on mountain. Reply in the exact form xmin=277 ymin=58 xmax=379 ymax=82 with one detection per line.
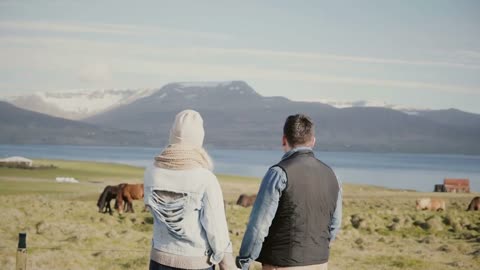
xmin=177 ymin=81 xmax=233 ymax=88
xmin=156 ymin=93 xmax=168 ymax=99
xmin=4 ymin=88 xmax=156 ymax=120
xmin=299 ymin=98 xmax=430 ymax=113
xmin=159 ymin=81 xmax=258 ymax=98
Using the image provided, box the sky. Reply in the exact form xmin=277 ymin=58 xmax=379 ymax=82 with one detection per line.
xmin=0 ymin=0 xmax=479 ymax=112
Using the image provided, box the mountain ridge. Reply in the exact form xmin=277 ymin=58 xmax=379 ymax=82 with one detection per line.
xmin=85 ymin=81 xmax=480 ymax=154
xmin=0 ymin=101 xmax=158 ymax=146
xmin=4 ymin=82 xmax=480 ymax=120
xmin=3 ymin=89 xmax=156 ymax=120
xmin=2 ymin=81 xmax=480 ymax=154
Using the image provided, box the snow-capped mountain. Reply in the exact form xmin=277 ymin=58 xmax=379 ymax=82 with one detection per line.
xmin=302 ymin=98 xmax=430 ymax=114
xmin=3 ymin=89 xmax=156 ymax=120
xmin=3 ymin=83 xmax=434 ymax=121
xmin=2 ymin=80 xmax=480 ymax=154
xmin=83 ymin=80 xmax=480 ymax=154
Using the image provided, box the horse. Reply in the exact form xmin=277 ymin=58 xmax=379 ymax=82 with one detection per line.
xmin=116 ymin=183 xmax=144 ymax=214
xmin=415 ymin=198 xmax=446 ymax=211
xmin=467 ymin=196 xmax=480 ymax=211
xmin=97 ymin=184 xmax=125 ymax=215
xmin=236 ymin=194 xmax=257 ymax=207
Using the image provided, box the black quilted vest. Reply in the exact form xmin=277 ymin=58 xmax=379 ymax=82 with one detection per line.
xmin=257 ymin=149 xmax=339 ymax=266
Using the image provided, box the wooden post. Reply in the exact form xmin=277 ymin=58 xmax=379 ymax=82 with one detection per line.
xmin=16 ymin=232 xmax=27 ymax=270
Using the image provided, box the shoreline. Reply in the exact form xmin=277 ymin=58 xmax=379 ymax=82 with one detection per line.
xmin=1 ymin=159 xmax=478 ymax=196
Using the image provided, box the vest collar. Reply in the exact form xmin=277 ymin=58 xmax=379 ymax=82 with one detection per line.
xmin=282 ymin=147 xmax=314 ymax=161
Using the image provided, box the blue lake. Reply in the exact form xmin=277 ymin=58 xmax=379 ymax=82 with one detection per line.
xmin=1 ymin=144 xmax=479 ymax=192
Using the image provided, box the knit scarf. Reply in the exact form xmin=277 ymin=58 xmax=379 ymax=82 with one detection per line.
xmin=154 ymin=144 xmax=214 ymax=171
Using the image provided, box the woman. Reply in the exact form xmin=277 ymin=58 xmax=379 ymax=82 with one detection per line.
xmin=144 ymin=110 xmax=235 ymax=270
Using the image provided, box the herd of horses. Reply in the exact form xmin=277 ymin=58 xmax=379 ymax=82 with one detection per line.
xmin=415 ymin=196 xmax=480 ymax=211
xmin=96 ymin=183 xmax=144 ymax=214
xmin=97 ymin=187 xmax=258 ymax=215
xmin=237 ymin=194 xmax=480 ymax=211
xmin=97 ymin=186 xmax=257 ymax=215
xmin=234 ymin=193 xmax=480 ymax=212
xmin=97 ymin=185 xmax=480 ymax=215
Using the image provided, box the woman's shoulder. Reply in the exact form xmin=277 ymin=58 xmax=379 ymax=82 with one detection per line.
xmin=182 ymin=168 xmax=218 ymax=188
xmin=192 ymin=168 xmax=217 ymax=180
xmin=146 ymin=165 xmax=216 ymax=181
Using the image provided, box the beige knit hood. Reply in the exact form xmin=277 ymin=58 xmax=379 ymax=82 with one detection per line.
xmin=154 ymin=110 xmax=214 ymax=171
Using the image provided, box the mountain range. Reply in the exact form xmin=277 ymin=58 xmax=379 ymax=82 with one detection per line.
xmin=2 ymin=81 xmax=480 ymax=154
xmin=4 ymin=88 xmax=432 ymax=119
xmin=0 ymin=101 xmax=158 ymax=146
xmin=4 ymin=89 xmax=155 ymax=120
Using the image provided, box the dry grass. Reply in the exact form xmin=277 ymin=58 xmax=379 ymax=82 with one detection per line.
xmin=0 ymin=159 xmax=479 ymax=270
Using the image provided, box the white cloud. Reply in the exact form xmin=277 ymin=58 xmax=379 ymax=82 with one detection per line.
xmin=200 ymin=48 xmax=480 ymax=70
xmin=454 ymin=50 xmax=480 ymax=60
xmin=78 ymin=62 xmax=113 ymax=85
xmin=2 ymin=20 xmax=479 ymax=70
xmin=102 ymin=57 xmax=480 ymax=94
xmin=0 ymin=35 xmax=479 ymax=95
xmin=0 ymin=21 xmax=132 ymax=34
xmin=2 ymin=35 xmax=479 ymax=70
xmin=0 ymin=20 xmax=233 ymax=41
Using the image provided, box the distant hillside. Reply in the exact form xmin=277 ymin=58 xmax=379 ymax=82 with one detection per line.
xmin=0 ymin=101 xmax=158 ymax=146
xmin=85 ymin=81 xmax=480 ymax=154
xmin=414 ymin=109 xmax=480 ymax=130
xmin=3 ymin=89 xmax=155 ymax=120
xmin=3 ymin=81 xmax=479 ymax=154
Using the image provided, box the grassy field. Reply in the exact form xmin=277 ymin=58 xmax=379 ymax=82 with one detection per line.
xmin=0 ymin=160 xmax=479 ymax=270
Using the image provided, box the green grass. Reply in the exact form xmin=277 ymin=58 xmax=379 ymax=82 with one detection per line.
xmin=217 ymin=174 xmax=260 ymax=183
xmin=0 ymin=159 xmax=144 ymax=182
xmin=0 ymin=179 xmax=97 ymax=195
xmin=367 ymin=255 xmax=428 ymax=269
xmin=0 ymin=159 xmax=144 ymax=197
xmin=1 ymin=159 xmax=480 ymax=270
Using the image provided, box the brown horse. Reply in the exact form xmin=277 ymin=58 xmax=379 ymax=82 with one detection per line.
xmin=116 ymin=183 xmax=144 ymax=214
xmin=415 ymin=198 xmax=446 ymax=211
xmin=467 ymin=196 xmax=480 ymax=211
xmin=97 ymin=184 xmax=122 ymax=215
xmin=236 ymin=194 xmax=257 ymax=207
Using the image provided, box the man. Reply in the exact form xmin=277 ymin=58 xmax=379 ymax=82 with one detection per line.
xmin=236 ymin=114 xmax=342 ymax=270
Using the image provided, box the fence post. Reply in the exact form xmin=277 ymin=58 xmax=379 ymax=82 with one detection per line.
xmin=16 ymin=232 xmax=27 ymax=270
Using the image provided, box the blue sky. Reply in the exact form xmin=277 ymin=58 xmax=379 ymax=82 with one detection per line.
xmin=0 ymin=0 xmax=479 ymax=112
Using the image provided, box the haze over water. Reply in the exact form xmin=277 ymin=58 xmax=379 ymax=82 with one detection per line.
xmin=1 ymin=144 xmax=479 ymax=192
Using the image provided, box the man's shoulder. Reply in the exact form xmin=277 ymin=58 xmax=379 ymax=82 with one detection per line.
xmin=277 ymin=153 xmax=333 ymax=170
xmin=268 ymin=164 xmax=287 ymax=174
xmin=277 ymin=155 xmax=337 ymax=180
xmin=315 ymin=158 xmax=335 ymax=174
xmin=263 ymin=166 xmax=287 ymax=187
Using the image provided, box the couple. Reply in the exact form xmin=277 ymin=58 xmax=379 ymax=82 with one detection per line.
xmin=144 ymin=110 xmax=342 ymax=270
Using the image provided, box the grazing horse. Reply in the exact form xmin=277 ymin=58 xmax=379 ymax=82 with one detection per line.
xmin=97 ymin=184 xmax=124 ymax=215
xmin=236 ymin=194 xmax=257 ymax=208
xmin=416 ymin=198 xmax=446 ymax=211
xmin=117 ymin=183 xmax=144 ymax=214
xmin=467 ymin=196 xmax=480 ymax=211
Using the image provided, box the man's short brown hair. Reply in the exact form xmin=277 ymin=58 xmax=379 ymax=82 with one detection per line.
xmin=283 ymin=114 xmax=315 ymax=147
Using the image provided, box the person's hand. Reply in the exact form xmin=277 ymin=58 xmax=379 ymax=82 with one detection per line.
xmin=235 ymin=257 xmax=251 ymax=270
xmin=219 ymin=253 xmax=237 ymax=270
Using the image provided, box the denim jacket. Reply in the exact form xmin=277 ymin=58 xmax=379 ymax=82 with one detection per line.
xmin=144 ymin=164 xmax=233 ymax=265
xmin=236 ymin=147 xmax=343 ymax=269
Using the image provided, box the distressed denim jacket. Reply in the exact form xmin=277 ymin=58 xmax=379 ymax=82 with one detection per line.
xmin=236 ymin=147 xmax=343 ymax=269
xmin=144 ymin=164 xmax=233 ymax=265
